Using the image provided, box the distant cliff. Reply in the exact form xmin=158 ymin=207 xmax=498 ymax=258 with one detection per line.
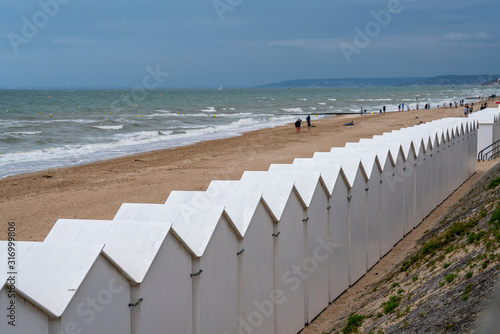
xmin=259 ymin=75 xmax=500 ymax=88
xmin=257 ymin=77 xmax=423 ymax=88
xmin=401 ymin=75 xmax=500 ymax=87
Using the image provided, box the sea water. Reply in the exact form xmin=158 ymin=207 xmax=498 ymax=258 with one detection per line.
xmin=0 ymin=86 xmax=497 ymax=178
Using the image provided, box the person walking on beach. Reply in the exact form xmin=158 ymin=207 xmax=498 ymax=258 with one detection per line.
xmin=398 ymin=105 xmax=401 ymax=112
xmin=383 ymin=105 xmax=386 ymax=113
xmin=306 ymin=115 xmax=311 ymax=129
xmin=295 ymin=118 xmax=302 ymax=133
xmin=360 ymin=107 xmax=363 ymax=116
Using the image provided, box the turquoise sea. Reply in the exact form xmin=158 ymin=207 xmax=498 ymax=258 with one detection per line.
xmin=1 ymin=86 xmax=498 ymax=178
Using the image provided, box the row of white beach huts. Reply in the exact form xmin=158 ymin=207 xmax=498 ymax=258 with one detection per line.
xmin=469 ymin=106 xmax=500 ymax=160
xmin=2 ymin=106 xmax=500 ymax=334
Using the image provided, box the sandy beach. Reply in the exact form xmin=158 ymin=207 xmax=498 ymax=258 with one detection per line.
xmin=0 ymin=99 xmax=497 ymax=242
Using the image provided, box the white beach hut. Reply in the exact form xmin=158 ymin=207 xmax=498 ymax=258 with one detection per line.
xmin=329 ymin=148 xmax=383 ymax=269
xmin=409 ymin=121 xmax=452 ymax=208
xmin=387 ymin=127 xmax=434 ymax=221
xmin=0 ymin=241 xmax=130 ymax=334
xmin=426 ymin=126 xmax=448 ymax=205
xmin=240 ymin=170 xmax=331 ymax=323
xmin=464 ymin=118 xmax=477 ymax=175
xmin=424 ymin=129 xmax=444 ymax=210
xmin=469 ymin=119 xmax=479 ymax=173
xmin=355 ymin=140 xmax=406 ymax=245
xmin=438 ymin=119 xmax=470 ymax=193
xmin=342 ymin=143 xmax=402 ymax=257
xmin=311 ymin=152 xmax=369 ymax=285
xmin=426 ymin=118 xmax=469 ymax=203
xmin=456 ymin=120 xmax=470 ymax=185
xmin=165 ymin=187 xmax=277 ymax=334
xmin=441 ymin=122 xmax=459 ymax=196
xmin=423 ymin=118 xmax=475 ymax=201
xmin=44 ymin=218 xmax=192 ymax=334
xmin=465 ymin=118 xmax=478 ymax=175
xmin=367 ymin=135 xmax=416 ymax=236
xmin=0 ymin=280 xmax=49 ymax=334
xmin=447 ymin=118 xmax=474 ymax=187
xmin=207 ymin=179 xmax=307 ymax=334
xmin=438 ymin=121 xmax=465 ymax=192
xmin=442 ymin=119 xmax=471 ymax=190
xmin=471 ymin=108 xmax=500 ymax=159
xmin=270 ymin=160 xmax=351 ymax=303
xmin=466 ymin=119 xmax=479 ymax=174
xmin=432 ymin=119 xmax=473 ymax=199
xmin=113 ymin=201 xmax=239 ymax=334
xmin=380 ymin=132 xmax=429 ymax=229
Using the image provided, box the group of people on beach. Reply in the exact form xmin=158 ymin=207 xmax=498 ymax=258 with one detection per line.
xmin=398 ymin=104 xmax=409 ymax=111
xmin=295 ymin=97 xmax=491 ymax=131
xmin=479 ymin=102 xmax=489 ymax=110
xmin=361 ymin=105 xmax=388 ymax=115
xmin=295 ymin=115 xmax=312 ymax=133
xmin=463 ymin=103 xmax=475 ymax=117
xmin=443 ymin=101 xmax=462 ymax=109
xmin=462 ymin=101 xmax=489 ymax=116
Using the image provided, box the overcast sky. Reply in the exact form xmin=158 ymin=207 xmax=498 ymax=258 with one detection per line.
xmin=1 ymin=0 xmax=499 ymax=88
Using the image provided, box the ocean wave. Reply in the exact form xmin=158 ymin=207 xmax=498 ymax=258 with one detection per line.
xmin=356 ymin=98 xmax=392 ymax=101
xmin=201 ymin=107 xmax=216 ymax=113
xmin=92 ymin=125 xmax=124 ymax=130
xmin=281 ymin=108 xmax=303 ymax=113
xmin=3 ymin=131 xmax=42 ymax=137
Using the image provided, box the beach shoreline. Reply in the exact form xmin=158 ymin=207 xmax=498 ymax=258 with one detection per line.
xmin=1 ymin=97 xmax=498 ymax=242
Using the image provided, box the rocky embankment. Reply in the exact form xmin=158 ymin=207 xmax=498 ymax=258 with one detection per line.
xmin=326 ymin=162 xmax=500 ymax=334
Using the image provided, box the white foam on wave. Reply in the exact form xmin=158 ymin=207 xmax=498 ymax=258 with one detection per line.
xmin=4 ymin=131 xmax=42 ymax=136
xmin=317 ymin=102 xmax=326 ymax=105
xmin=144 ymin=113 xmax=172 ymax=118
xmin=282 ymin=108 xmax=303 ymax=113
xmin=0 ymin=114 xmax=300 ymax=179
xmin=201 ymin=107 xmax=216 ymax=113
xmin=356 ymin=98 xmax=392 ymax=102
xmin=92 ymin=125 xmax=124 ymax=130
xmin=328 ymin=98 xmax=336 ymax=101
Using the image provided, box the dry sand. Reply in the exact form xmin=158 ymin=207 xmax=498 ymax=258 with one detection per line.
xmin=0 ymin=100 xmax=497 ymax=242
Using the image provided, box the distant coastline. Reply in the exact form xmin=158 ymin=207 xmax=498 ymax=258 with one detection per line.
xmin=258 ymin=74 xmax=500 ymax=88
